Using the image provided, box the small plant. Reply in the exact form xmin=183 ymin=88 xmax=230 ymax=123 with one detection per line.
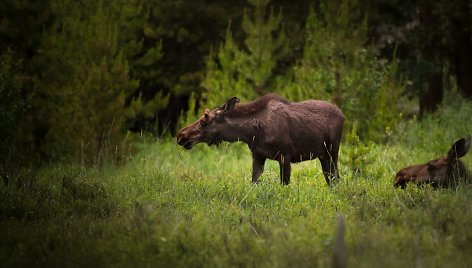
xmin=341 ymin=122 xmax=371 ymax=178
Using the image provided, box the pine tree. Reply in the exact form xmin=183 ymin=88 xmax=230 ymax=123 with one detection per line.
xmin=36 ymin=0 xmax=146 ymax=162
xmin=140 ymin=0 xmax=244 ymax=132
xmin=201 ymin=23 xmax=250 ymax=109
xmin=239 ymin=0 xmax=288 ymax=93
xmin=201 ymin=0 xmax=288 ymax=109
xmin=120 ymin=1 xmax=167 ymax=128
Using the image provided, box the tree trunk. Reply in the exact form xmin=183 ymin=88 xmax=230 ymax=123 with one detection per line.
xmin=419 ymin=72 xmax=443 ymax=117
xmin=452 ymin=0 xmax=472 ymax=97
xmin=455 ymin=49 xmax=472 ymax=98
xmin=418 ymin=0 xmax=443 ymax=117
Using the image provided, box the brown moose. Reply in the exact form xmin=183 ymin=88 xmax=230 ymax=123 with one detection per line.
xmin=394 ymin=135 xmax=470 ymax=188
xmin=176 ymin=94 xmax=345 ymax=185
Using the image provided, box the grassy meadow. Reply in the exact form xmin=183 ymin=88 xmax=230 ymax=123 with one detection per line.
xmin=2 ymin=99 xmax=472 ymax=267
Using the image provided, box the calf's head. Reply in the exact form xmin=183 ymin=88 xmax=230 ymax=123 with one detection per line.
xmin=176 ymin=97 xmax=239 ymax=149
xmin=394 ymin=135 xmax=471 ymax=188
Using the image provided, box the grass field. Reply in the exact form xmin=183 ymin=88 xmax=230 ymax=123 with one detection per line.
xmin=2 ymin=100 xmax=472 ymax=267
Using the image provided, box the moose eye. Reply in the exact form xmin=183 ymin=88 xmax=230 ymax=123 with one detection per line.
xmin=200 ymin=118 xmax=210 ymax=127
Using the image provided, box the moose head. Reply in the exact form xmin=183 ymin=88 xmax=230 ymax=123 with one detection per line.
xmin=176 ymin=97 xmax=240 ymax=149
xmin=394 ymin=135 xmax=471 ymax=188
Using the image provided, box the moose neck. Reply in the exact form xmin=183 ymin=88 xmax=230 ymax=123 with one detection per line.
xmin=219 ymin=115 xmax=258 ymax=145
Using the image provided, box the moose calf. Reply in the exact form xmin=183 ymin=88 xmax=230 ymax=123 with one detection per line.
xmin=394 ymin=136 xmax=470 ymax=188
xmin=177 ymin=94 xmax=345 ymax=185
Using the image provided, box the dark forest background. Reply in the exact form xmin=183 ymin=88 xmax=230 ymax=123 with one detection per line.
xmin=1 ymin=0 xmax=472 ymax=165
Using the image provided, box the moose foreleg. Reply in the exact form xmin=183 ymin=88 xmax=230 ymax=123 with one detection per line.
xmin=252 ymin=156 xmax=266 ymax=184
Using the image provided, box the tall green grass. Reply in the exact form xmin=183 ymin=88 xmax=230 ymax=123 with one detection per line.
xmin=1 ymin=98 xmax=472 ymax=267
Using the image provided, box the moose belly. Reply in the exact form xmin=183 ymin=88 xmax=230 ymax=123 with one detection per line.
xmin=270 ymin=152 xmax=320 ymax=163
xmin=290 ymin=152 xmax=320 ymax=163
xmin=252 ymin=140 xmax=324 ymax=163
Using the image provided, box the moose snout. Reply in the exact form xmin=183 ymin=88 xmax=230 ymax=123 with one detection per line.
xmin=176 ymin=131 xmax=193 ymax=149
xmin=176 ymin=133 xmax=184 ymax=145
xmin=394 ymin=175 xmax=407 ymax=189
xmin=176 ymin=133 xmax=188 ymax=147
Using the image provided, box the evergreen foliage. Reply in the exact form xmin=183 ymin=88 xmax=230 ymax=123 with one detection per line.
xmin=201 ymin=24 xmax=251 ymax=109
xmin=118 ymin=1 xmax=167 ymax=123
xmin=240 ymin=0 xmax=289 ymax=91
xmin=37 ymin=0 xmax=141 ymax=162
xmin=201 ymin=0 xmax=288 ymax=109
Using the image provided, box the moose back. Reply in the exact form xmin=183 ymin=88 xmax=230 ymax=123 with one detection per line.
xmin=177 ymin=94 xmax=345 ymax=185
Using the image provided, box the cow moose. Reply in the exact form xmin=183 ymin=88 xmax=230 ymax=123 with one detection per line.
xmin=394 ymin=135 xmax=471 ymax=189
xmin=176 ymin=94 xmax=345 ymax=185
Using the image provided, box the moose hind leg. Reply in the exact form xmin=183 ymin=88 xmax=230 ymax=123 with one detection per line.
xmin=320 ymin=141 xmax=341 ymax=184
xmin=319 ymin=155 xmax=339 ymax=185
xmin=330 ymin=141 xmax=341 ymax=181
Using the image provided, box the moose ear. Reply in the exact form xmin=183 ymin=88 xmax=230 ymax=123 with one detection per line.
xmin=220 ymin=97 xmax=240 ymax=113
xmin=447 ymin=135 xmax=471 ymax=159
xmin=203 ymin=109 xmax=210 ymax=119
